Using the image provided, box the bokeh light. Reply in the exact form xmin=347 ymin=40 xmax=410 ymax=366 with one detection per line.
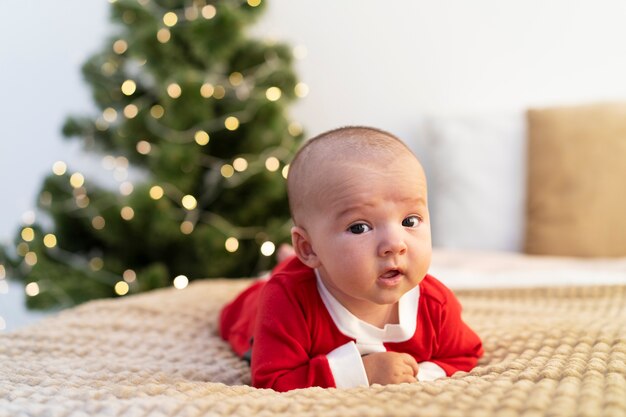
xmin=260 ymin=241 xmax=276 ymax=257
xmin=225 ymin=237 xmax=239 ymax=252
xmin=173 ymin=275 xmax=189 ymax=289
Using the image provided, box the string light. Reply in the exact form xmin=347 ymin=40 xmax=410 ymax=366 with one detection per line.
xmin=184 ymin=6 xmax=199 ymax=21
xmin=123 ymin=269 xmax=136 ymax=283
xmin=136 ymin=140 xmax=152 ymax=155
xmin=0 ymin=264 xmax=6 ymax=279
xmin=265 ymin=87 xmax=281 ymax=101
xmin=213 ymin=85 xmax=226 ymax=99
xmin=225 ymin=237 xmax=239 ymax=252
xmin=89 ymin=257 xmax=104 ymax=271
xmin=229 ymin=72 xmax=244 ymax=86
xmin=75 ymin=195 xmax=90 ymax=208
xmin=194 ymin=130 xmax=210 ymax=145
xmin=233 ymin=157 xmax=248 ymax=172
xmin=121 ymin=80 xmax=137 ymax=96
xmin=157 ymin=28 xmax=171 ymax=43
xmin=202 ymin=5 xmax=216 ymax=19
xmin=114 ymin=281 xmax=129 ymax=296
xmin=295 ymin=82 xmax=309 ymax=98
xmin=113 ymin=39 xmax=128 ymax=55
xmin=7 ymin=8 xmax=309 ymax=309
xmin=221 ymin=164 xmax=234 ymax=178
xmin=149 ymin=186 xmax=164 ymax=200
xmin=260 ymin=241 xmax=276 ymax=257
xmin=120 ymin=181 xmax=134 ymax=196
xmin=200 ymin=83 xmax=214 ymax=98
xmin=70 ymin=173 xmax=85 ymax=188
xmin=224 ymin=116 xmax=239 ymax=131
xmin=163 ymin=12 xmax=178 ymax=27
xmin=167 ymin=83 xmax=182 ymax=98
xmin=173 ymin=275 xmax=189 ymax=289
xmin=288 ymin=122 xmax=303 ymax=136
xmin=101 ymin=61 xmax=116 ymax=76
xmin=21 ymin=227 xmax=35 ymax=242
xmin=95 ymin=118 xmax=109 ymax=131
xmin=181 ymin=195 xmax=197 ymax=210
xmin=52 ymin=161 xmax=67 ymax=176
xmin=123 ymin=104 xmax=139 ymax=119
xmin=265 ymin=156 xmax=280 ymax=172
xmin=24 ymin=252 xmax=38 ymax=266
xmin=116 ymin=156 xmax=129 ymax=169
xmin=103 ymin=108 xmax=117 ymax=123
xmin=180 ymin=221 xmax=194 ymax=234
xmin=43 ymin=234 xmax=57 ymax=248
xmin=150 ymin=105 xmax=165 ymax=119
xmin=102 ymin=156 xmax=116 ymax=170
xmin=121 ymin=206 xmax=135 ymax=220
xmin=25 ymin=282 xmax=40 ymax=297
xmin=282 ymin=164 xmax=289 ymax=179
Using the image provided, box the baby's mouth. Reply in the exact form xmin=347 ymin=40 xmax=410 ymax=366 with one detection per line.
xmin=380 ymin=269 xmax=401 ymax=279
xmin=378 ymin=268 xmax=404 ymax=287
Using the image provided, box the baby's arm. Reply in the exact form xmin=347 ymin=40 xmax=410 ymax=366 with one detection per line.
xmin=429 ymin=291 xmax=483 ymax=375
xmin=251 ymin=279 xmax=336 ymax=391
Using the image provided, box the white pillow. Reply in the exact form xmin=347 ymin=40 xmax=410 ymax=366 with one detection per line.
xmin=420 ymin=111 xmax=526 ymax=252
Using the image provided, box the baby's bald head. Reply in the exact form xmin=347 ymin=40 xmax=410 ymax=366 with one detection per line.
xmin=287 ymin=126 xmax=425 ymax=226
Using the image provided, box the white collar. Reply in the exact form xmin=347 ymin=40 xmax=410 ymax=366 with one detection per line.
xmin=315 ymin=269 xmax=419 ymax=345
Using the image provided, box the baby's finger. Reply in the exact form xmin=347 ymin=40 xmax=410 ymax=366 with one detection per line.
xmin=401 ymin=354 xmax=419 ymax=376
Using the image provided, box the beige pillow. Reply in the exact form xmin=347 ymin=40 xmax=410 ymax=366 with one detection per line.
xmin=525 ymin=102 xmax=626 ymax=257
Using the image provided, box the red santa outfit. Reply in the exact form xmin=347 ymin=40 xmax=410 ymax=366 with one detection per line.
xmin=219 ymin=256 xmax=483 ymax=392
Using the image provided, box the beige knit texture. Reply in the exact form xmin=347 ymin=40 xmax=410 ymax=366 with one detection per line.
xmin=1 ymin=279 xmax=625 ymax=417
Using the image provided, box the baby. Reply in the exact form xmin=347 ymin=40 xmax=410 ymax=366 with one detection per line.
xmin=219 ymin=126 xmax=483 ymax=392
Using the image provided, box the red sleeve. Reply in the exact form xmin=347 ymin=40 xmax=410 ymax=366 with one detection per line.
xmin=430 ymin=291 xmax=483 ymax=375
xmin=251 ymin=278 xmax=336 ymax=391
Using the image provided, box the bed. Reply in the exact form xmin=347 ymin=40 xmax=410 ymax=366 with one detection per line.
xmin=1 ymin=248 xmax=625 ymax=417
xmin=3 ymin=103 xmax=626 ymax=416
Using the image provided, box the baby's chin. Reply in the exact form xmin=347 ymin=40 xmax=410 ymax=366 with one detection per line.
xmin=373 ymin=283 xmax=420 ymax=304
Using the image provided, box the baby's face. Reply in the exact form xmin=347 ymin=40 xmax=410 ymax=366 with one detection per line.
xmin=302 ymin=153 xmax=432 ymax=317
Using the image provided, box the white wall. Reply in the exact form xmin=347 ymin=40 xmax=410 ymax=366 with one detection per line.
xmin=2 ymin=1 xmax=626 ymax=244
xmin=3 ymin=0 xmax=626 ymax=243
xmin=259 ymin=1 xmax=626 ymax=137
xmin=0 ymin=1 xmax=110 ymax=243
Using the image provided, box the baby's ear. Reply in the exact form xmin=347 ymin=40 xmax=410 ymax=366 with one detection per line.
xmin=291 ymin=226 xmax=320 ymax=268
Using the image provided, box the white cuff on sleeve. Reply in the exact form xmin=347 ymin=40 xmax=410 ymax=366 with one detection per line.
xmin=326 ymin=341 xmax=369 ymax=388
xmin=417 ymin=361 xmax=447 ymax=382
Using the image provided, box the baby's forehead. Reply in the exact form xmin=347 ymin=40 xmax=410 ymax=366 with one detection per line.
xmin=293 ymin=134 xmax=423 ymax=186
xmin=287 ymin=128 xmax=426 ymax=222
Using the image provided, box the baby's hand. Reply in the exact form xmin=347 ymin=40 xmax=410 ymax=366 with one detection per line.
xmin=362 ymin=352 xmax=419 ymax=385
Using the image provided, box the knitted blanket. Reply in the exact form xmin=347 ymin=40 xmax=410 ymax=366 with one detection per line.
xmin=1 ymin=279 xmax=625 ymax=417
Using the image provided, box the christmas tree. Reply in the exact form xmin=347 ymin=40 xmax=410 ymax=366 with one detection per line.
xmin=0 ymin=0 xmax=305 ymax=310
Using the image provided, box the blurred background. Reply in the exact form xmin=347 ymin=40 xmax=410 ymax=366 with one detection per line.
xmin=2 ymin=0 xmax=626 ymax=331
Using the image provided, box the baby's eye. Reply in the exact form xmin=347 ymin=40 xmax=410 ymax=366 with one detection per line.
xmin=402 ymin=215 xmax=421 ymax=228
xmin=347 ymin=223 xmax=372 ymax=234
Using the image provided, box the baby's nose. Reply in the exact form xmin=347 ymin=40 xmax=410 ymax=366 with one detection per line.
xmin=378 ymin=228 xmax=408 ymax=257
